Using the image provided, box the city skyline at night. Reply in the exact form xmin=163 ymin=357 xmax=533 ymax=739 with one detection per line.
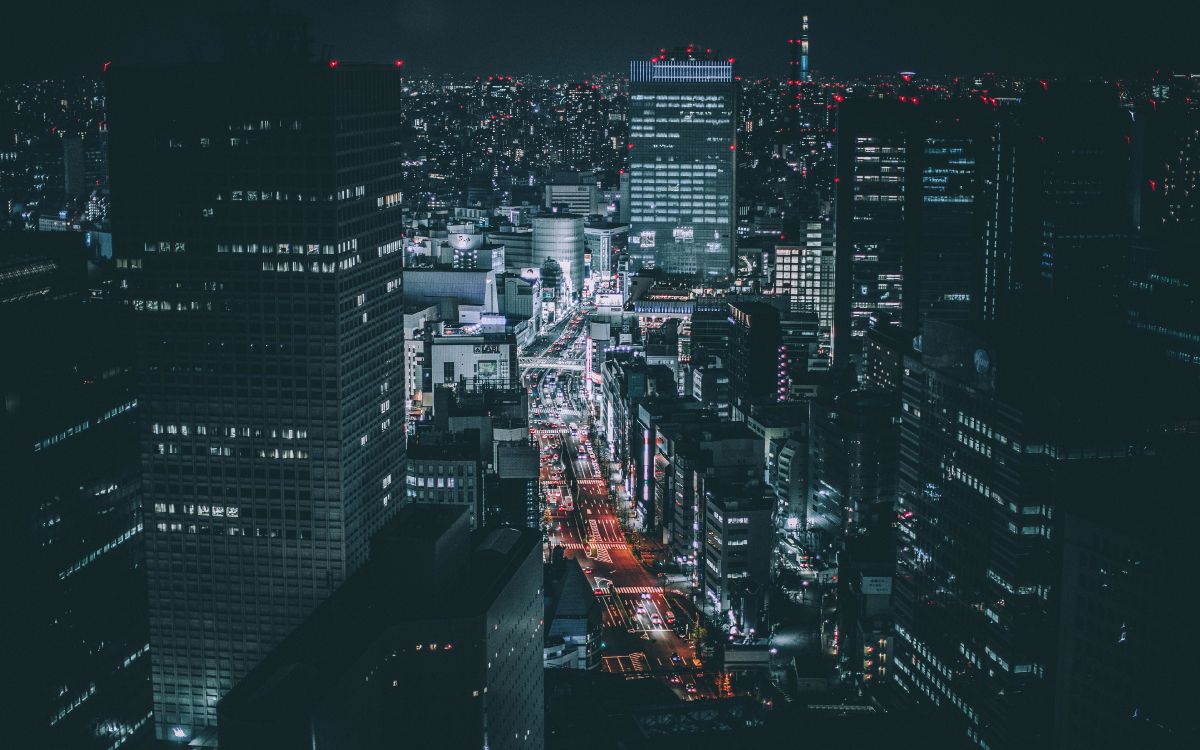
xmin=1 ymin=4 xmax=1197 ymax=750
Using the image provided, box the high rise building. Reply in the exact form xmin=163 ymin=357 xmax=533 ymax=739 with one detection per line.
xmin=1125 ymin=87 xmax=1200 ymax=371
xmin=800 ymin=16 xmax=810 ymax=82
xmin=1052 ymin=468 xmax=1195 ymax=750
xmin=63 ymin=135 xmax=85 ymax=199
xmin=774 ymin=220 xmax=835 ymax=361
xmin=807 ymin=390 xmax=898 ymax=538
xmin=893 ymin=320 xmax=1198 ymax=750
xmin=218 ymin=505 xmax=545 ymax=750
xmin=1 ymin=235 xmax=152 ymax=750
xmin=108 ymin=62 xmax=407 ymax=741
xmin=998 ymin=83 xmax=1132 ymax=323
xmin=404 ymin=430 xmax=485 ymax=527
xmin=532 ymin=213 xmax=585 ymax=302
xmin=833 ymin=100 xmax=996 ymax=363
xmin=628 ymin=52 xmax=736 ymax=279
xmin=701 ymin=478 xmax=775 ymax=626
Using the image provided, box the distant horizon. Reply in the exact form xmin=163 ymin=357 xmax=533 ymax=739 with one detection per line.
xmin=1 ymin=0 xmax=1195 ymax=83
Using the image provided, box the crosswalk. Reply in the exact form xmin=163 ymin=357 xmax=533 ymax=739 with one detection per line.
xmin=602 ymin=653 xmax=649 ymax=674
xmin=613 ymin=586 xmax=664 ymax=595
xmin=560 ymin=542 xmax=627 ymax=550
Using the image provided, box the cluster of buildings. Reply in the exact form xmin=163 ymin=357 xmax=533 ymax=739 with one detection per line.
xmin=1 ymin=17 xmax=1198 ymax=750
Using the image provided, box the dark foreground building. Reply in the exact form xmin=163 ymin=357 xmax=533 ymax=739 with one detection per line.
xmin=107 ymin=62 xmax=407 ymax=741
xmin=0 ymin=235 xmax=151 ymax=749
xmin=894 ymin=320 xmax=1199 ymax=750
xmin=218 ymin=505 xmax=544 ymax=750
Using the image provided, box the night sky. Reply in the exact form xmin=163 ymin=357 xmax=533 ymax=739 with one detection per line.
xmin=1 ymin=0 xmax=1195 ymax=81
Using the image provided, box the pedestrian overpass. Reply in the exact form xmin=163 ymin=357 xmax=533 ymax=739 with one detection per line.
xmin=519 ymin=356 xmax=586 ymax=371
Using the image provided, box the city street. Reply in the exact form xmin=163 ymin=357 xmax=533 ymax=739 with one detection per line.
xmin=528 ymin=315 xmax=727 ymax=701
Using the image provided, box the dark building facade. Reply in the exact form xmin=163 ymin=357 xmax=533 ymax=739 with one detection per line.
xmin=1052 ymin=465 xmax=1196 ymax=750
xmin=834 ymin=100 xmax=998 ymax=362
xmin=808 ymin=390 xmax=898 ymax=539
xmin=727 ymin=300 xmax=782 ymax=402
xmin=219 ymin=506 xmax=545 ymax=750
xmin=992 ymin=83 xmax=1132 ymax=325
xmin=108 ymin=63 xmax=407 ymax=741
xmin=893 ymin=320 xmax=1198 ymax=750
xmin=1 ymin=241 xmax=151 ymax=749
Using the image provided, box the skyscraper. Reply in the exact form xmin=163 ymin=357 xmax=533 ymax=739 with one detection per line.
xmin=108 ymin=62 xmax=407 ymax=741
xmin=1 ymin=234 xmax=151 ymax=750
xmin=218 ymin=506 xmax=545 ymax=750
xmin=833 ymin=100 xmax=995 ymax=363
xmin=893 ymin=320 xmax=1198 ymax=750
xmin=774 ymin=219 xmax=835 ymax=361
xmin=628 ymin=50 xmax=736 ymax=280
xmin=800 ymin=16 xmax=810 ymax=82
xmin=1010 ymin=83 xmax=1132 ymax=322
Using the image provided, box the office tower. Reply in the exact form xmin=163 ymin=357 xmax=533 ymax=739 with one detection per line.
xmin=775 ymin=221 xmax=835 ymax=361
xmin=727 ymin=300 xmax=780 ymax=400
xmin=893 ymin=320 xmax=1197 ymax=750
xmin=689 ymin=296 xmax=732 ymax=366
xmin=1053 ymin=467 xmax=1195 ymax=750
xmin=861 ymin=317 xmax=916 ymax=394
xmin=219 ymin=505 xmax=545 ymax=750
xmin=618 ymin=169 xmax=632 ymax=224
xmin=691 ymin=365 xmax=732 ymax=418
xmin=1125 ymin=235 xmax=1200 ymax=369
xmin=652 ymin=415 xmax=763 ymax=573
xmin=545 ymin=173 xmax=599 ymax=216
xmin=1125 ymin=89 xmax=1200 ymax=370
xmin=63 ymin=135 xmax=85 ymax=199
xmin=701 ymin=478 xmax=774 ymax=628
xmin=631 ymin=392 xmax=706 ymax=532
xmin=628 ymin=52 xmax=736 ymax=279
xmin=778 ymin=310 xmax=828 ymax=398
xmin=488 ymin=439 xmax=541 ymax=531
xmin=532 ymin=213 xmax=584 ymax=301
xmin=108 ymin=62 xmax=407 ymax=741
xmin=833 ymin=100 xmax=995 ymax=362
xmin=771 ymin=433 xmax=808 ymax=534
xmin=598 ymin=354 xmax=679 ymax=519
xmin=835 ymin=541 xmax=895 ymax=691
xmin=1 ymin=235 xmax=151 ymax=750
xmin=1006 ymin=83 xmax=1131 ymax=322
xmin=404 ymin=430 xmax=485 ymax=527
